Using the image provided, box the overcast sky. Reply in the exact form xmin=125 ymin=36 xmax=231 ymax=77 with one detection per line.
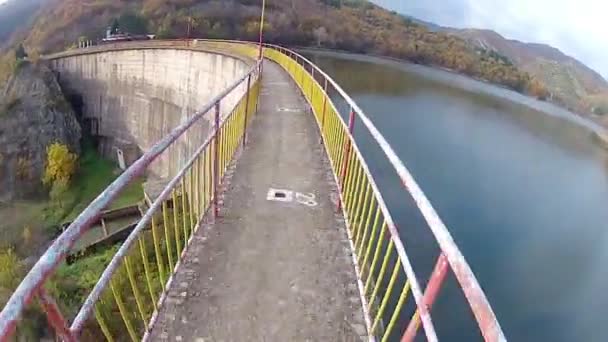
xmin=373 ymin=0 xmax=608 ymax=79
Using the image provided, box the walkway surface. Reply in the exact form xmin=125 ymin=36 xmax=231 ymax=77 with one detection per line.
xmin=149 ymin=61 xmax=367 ymax=341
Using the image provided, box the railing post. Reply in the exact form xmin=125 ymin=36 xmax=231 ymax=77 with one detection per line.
xmin=402 ymin=253 xmax=449 ymax=342
xmin=243 ymin=74 xmax=252 ymax=148
xmin=321 ymin=78 xmax=328 ymax=130
xmin=300 ymin=57 xmax=305 ymax=85
xmin=310 ymin=67 xmax=315 ymax=96
xmin=214 ymin=102 xmax=220 ymax=219
xmin=337 ymin=108 xmax=356 ymax=211
xmin=37 ymin=288 xmax=76 ymax=342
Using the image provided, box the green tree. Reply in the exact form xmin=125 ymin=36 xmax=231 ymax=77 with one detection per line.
xmin=110 ymin=18 xmax=119 ymax=34
xmin=49 ymin=179 xmax=69 ymax=212
xmin=118 ymin=12 xmax=148 ymax=35
xmin=594 ymin=103 xmax=608 ymax=115
xmin=322 ymin=0 xmax=342 ymax=7
xmin=0 ymin=248 xmax=23 ymax=305
xmin=15 ymin=43 xmax=27 ymax=60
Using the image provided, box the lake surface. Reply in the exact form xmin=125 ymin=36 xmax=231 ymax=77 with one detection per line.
xmin=305 ymin=51 xmax=608 ymax=341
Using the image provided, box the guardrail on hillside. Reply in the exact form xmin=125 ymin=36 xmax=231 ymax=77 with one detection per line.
xmin=0 ymin=42 xmax=261 ymax=341
xmin=255 ymin=43 xmax=506 ymax=341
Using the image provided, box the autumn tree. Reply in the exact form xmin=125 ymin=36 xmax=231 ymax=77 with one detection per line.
xmin=43 ymin=142 xmax=78 ymax=187
xmin=528 ymin=78 xmax=549 ymax=100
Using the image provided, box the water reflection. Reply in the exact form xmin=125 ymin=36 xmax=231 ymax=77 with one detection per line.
xmin=306 ymin=51 xmax=608 ymax=341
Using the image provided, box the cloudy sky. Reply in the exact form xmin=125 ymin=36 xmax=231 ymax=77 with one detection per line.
xmin=373 ymin=0 xmax=608 ymax=79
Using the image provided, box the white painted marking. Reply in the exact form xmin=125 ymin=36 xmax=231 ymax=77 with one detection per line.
xmin=116 ymin=148 xmax=126 ymax=170
xmin=277 ymin=107 xmax=304 ymax=112
xmin=295 ymin=192 xmax=318 ymax=207
xmin=266 ymin=188 xmax=318 ymax=207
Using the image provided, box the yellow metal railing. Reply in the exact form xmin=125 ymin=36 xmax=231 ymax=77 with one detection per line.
xmin=89 ymin=72 xmax=261 ymax=341
xmin=263 ymin=45 xmax=415 ymax=342
xmin=258 ymin=44 xmax=505 ymax=342
xmin=0 ymin=41 xmax=261 ymax=341
xmin=1 ymin=40 xmax=504 ymax=342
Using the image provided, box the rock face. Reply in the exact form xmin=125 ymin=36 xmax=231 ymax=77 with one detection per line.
xmin=0 ymin=61 xmax=81 ymax=201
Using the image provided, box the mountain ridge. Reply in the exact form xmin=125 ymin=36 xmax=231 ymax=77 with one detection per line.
xmin=1 ymin=0 xmax=607 ymax=117
xmin=406 ymin=18 xmax=608 ymax=115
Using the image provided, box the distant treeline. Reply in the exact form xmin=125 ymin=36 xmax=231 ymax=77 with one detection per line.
xmin=1 ymin=0 xmax=549 ymax=99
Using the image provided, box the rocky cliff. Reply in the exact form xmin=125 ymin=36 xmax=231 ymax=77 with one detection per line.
xmin=0 ymin=61 xmax=81 ymax=201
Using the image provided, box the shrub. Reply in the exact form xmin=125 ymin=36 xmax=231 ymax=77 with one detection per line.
xmin=42 ymin=142 xmax=78 ymax=186
xmin=0 ymin=248 xmax=23 ymax=300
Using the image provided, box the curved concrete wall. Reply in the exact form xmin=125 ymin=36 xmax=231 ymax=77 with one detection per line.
xmin=49 ymin=45 xmax=252 ymax=179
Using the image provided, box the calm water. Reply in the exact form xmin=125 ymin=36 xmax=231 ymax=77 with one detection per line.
xmin=306 ymin=51 xmax=608 ymax=341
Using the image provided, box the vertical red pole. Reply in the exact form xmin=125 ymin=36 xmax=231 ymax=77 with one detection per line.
xmin=402 ymin=253 xmax=449 ymax=342
xmin=242 ymin=74 xmax=252 ymax=148
xmin=337 ymin=109 xmax=356 ymax=211
xmin=37 ymin=288 xmax=76 ymax=342
xmin=213 ymin=102 xmax=220 ymax=219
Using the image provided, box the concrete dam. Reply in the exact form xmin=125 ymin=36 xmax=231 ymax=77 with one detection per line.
xmin=0 ymin=40 xmax=504 ymax=341
xmin=49 ymin=42 xmax=252 ymax=178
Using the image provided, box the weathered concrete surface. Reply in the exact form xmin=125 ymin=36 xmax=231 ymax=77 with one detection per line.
xmin=48 ymin=43 xmax=251 ymax=178
xmin=148 ymin=61 xmax=367 ymax=341
xmin=0 ymin=62 xmax=81 ymax=201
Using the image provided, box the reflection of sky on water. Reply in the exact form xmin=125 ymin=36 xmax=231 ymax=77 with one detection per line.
xmin=308 ymin=51 xmax=608 ymax=341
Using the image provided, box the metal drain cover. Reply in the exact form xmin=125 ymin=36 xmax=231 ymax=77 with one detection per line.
xmin=267 ymin=188 xmax=293 ymax=202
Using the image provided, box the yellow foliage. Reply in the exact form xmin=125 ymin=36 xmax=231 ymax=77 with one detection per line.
xmin=528 ymin=78 xmax=550 ymax=100
xmin=0 ymin=51 xmax=17 ymax=87
xmin=0 ymin=248 xmax=22 ymax=292
xmin=43 ymin=142 xmax=78 ymax=186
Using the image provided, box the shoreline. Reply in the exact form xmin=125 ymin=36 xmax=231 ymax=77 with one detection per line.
xmin=299 ymin=47 xmax=608 ymax=148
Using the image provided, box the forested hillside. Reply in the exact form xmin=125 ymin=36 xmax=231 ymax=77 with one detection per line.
xmin=0 ymin=0 xmax=44 ymax=46
xmin=452 ymin=28 xmax=608 ymax=115
xmin=0 ymin=0 xmax=549 ymax=99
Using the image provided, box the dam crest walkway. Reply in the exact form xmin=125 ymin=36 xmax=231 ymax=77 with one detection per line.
xmin=0 ymin=41 xmax=505 ymax=342
xmin=148 ymin=59 xmax=366 ymax=341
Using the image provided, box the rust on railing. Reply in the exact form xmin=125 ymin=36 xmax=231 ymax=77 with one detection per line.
xmin=0 ymin=39 xmax=505 ymax=342
xmin=0 ymin=40 xmax=262 ymax=341
xmin=258 ymin=42 xmax=506 ymax=342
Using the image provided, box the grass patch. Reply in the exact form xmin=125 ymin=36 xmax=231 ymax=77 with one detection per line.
xmin=50 ymin=244 xmax=120 ymax=313
xmin=0 ymin=144 xmax=144 ymax=255
xmin=48 ymin=144 xmax=144 ymax=224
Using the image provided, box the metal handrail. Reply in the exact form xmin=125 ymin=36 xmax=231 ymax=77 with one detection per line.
xmin=0 ymin=41 xmax=262 ymax=340
xmin=257 ymin=43 xmax=506 ymax=341
xmin=0 ymin=39 xmax=505 ymax=341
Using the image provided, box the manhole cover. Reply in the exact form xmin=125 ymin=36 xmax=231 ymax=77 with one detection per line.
xmin=267 ymin=188 xmax=293 ymax=202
